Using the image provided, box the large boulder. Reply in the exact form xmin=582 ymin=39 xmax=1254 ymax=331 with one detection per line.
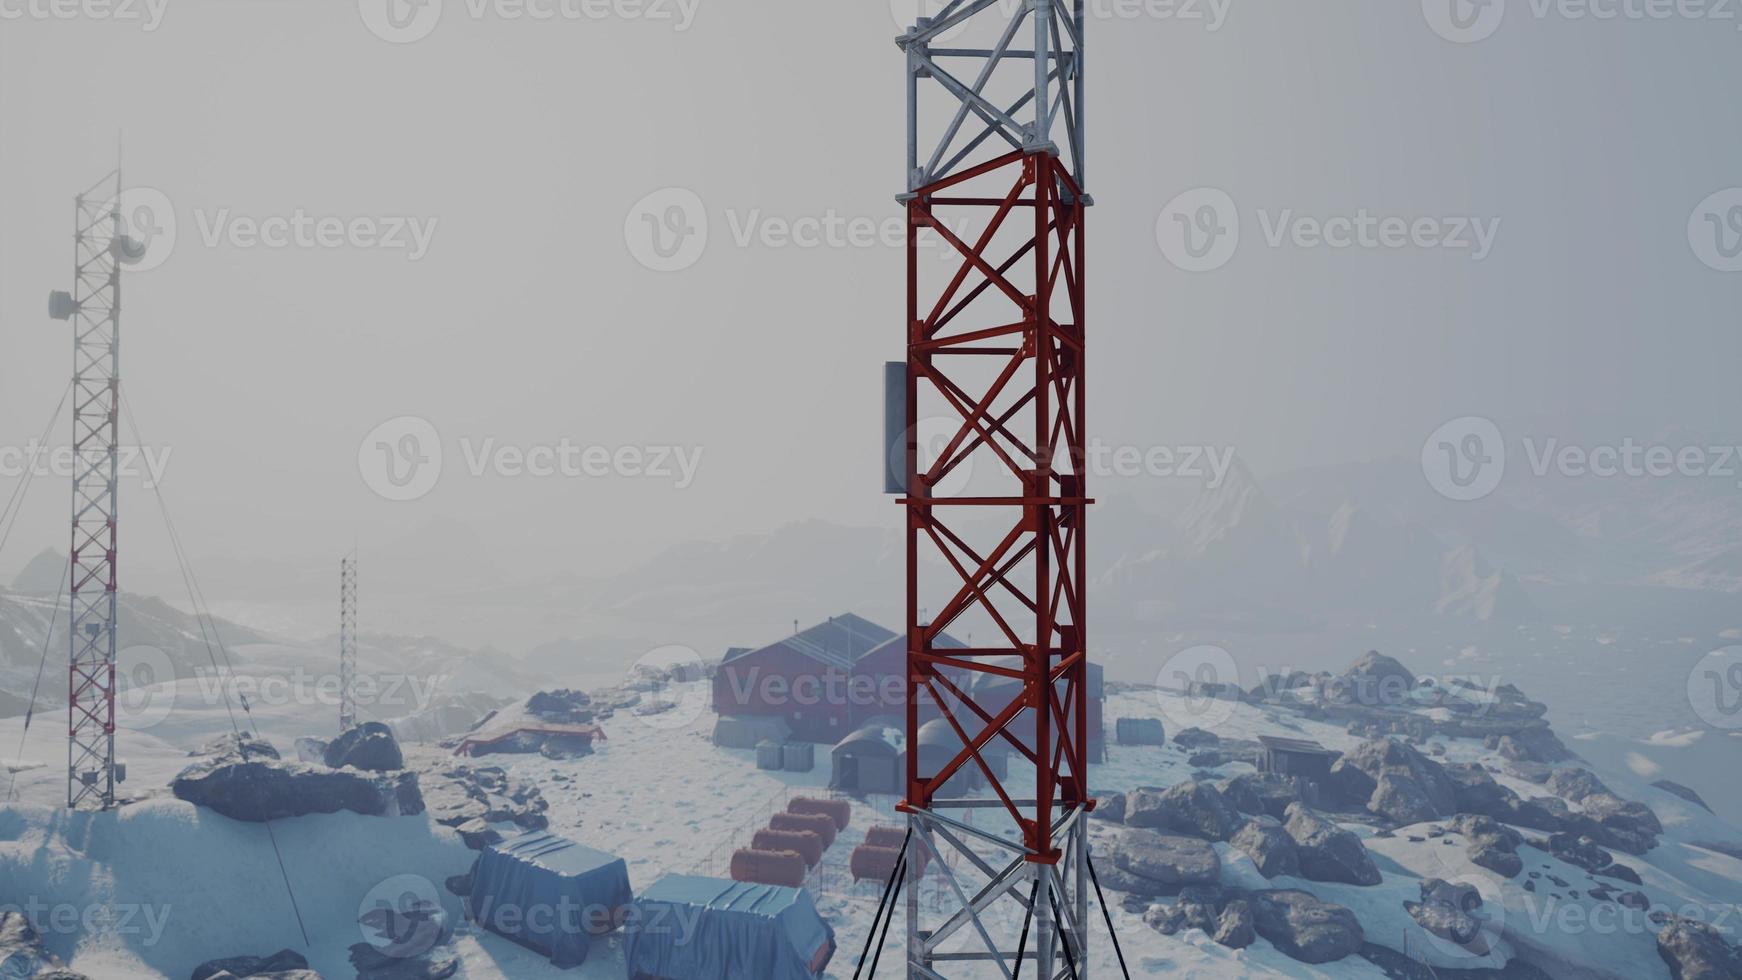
xmin=1213 ymin=899 xmax=1256 ymax=950
xmin=1110 ymin=831 xmax=1221 ymax=896
xmin=1582 ymin=793 xmax=1662 ymax=844
xmin=525 ymin=689 xmax=593 ymax=724
xmin=1330 ymin=651 xmax=1417 ymax=710
xmin=1488 ymin=726 xmax=1573 ymax=764
xmin=191 ymin=949 xmax=311 ymax=980
xmin=1217 ymin=773 xmax=1304 ymax=821
xmin=1230 ymin=817 xmax=1300 ymax=879
xmin=1283 ymin=804 xmax=1382 ymax=886
xmin=1450 ymin=815 xmax=1524 ymax=878
xmin=189 ymin=732 xmax=280 ymax=761
xmin=172 ymin=755 xmax=423 ymax=822
xmin=1546 ymin=832 xmax=1614 ymax=874
xmin=1546 ymin=767 xmax=1610 ymax=803
xmin=1142 ymin=884 xmax=1225 ymax=937
xmin=325 ymin=721 xmax=405 ymax=772
xmin=1330 ymin=738 xmax=1455 ymax=818
xmin=1369 ymin=772 xmax=1441 ymax=826
xmin=1406 ymin=878 xmax=1488 ymax=950
xmin=1443 ymin=762 xmax=1519 ymax=818
xmin=1171 ymin=727 xmax=1221 ymax=750
xmin=1656 ymin=916 xmax=1742 ymax=980
xmin=1249 ymin=889 xmax=1364 ymax=964
xmin=1126 ymin=781 xmax=1242 ymax=841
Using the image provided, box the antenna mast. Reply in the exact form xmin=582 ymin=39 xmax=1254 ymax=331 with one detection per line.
xmin=339 ymin=554 xmax=358 ymax=731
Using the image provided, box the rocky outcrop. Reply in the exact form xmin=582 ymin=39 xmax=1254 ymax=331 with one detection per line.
xmin=1488 ymin=727 xmax=1573 ymax=764
xmin=191 ymin=949 xmax=313 ymax=980
xmin=1172 ymin=727 xmax=1221 ymax=750
xmin=416 ymin=761 xmax=549 ymax=845
xmin=1283 ymin=804 xmax=1382 ymax=886
xmin=1330 ymin=738 xmax=1455 ymax=821
xmin=0 ymin=911 xmax=90 ymax=980
xmin=172 ymin=755 xmax=423 ymax=823
xmin=1090 ymin=792 xmax=1126 ymax=823
xmin=1406 ymin=878 xmax=1487 ymax=950
xmin=1653 ymin=780 xmax=1713 ymax=813
xmin=1142 ymin=884 xmax=1224 ymax=938
xmin=1656 ymin=916 xmax=1742 ymax=980
xmin=325 ymin=722 xmax=405 ymax=772
xmin=1107 ymin=831 xmax=1221 ymax=897
xmin=1545 ymin=832 xmax=1615 ymax=875
xmin=1546 ymin=767 xmax=1609 ymax=802
xmin=1126 ymin=781 xmax=1242 ymax=841
xmin=1449 ymin=814 xmax=1524 ymax=878
xmin=1230 ymin=816 xmax=1300 ymax=879
xmin=188 ymin=732 xmax=279 ymax=761
xmin=1249 ymin=889 xmax=1364 ymax=964
xmin=525 ymin=689 xmax=594 ymax=724
xmin=1217 ymin=772 xmax=1303 ymax=821
xmin=1326 ymin=651 xmax=1418 ymax=710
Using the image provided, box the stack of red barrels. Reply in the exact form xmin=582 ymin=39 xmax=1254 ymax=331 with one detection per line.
xmin=849 ymin=824 xmax=929 ymax=883
xmin=731 ymin=797 xmax=853 ymax=887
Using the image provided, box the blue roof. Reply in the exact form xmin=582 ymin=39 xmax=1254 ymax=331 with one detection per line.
xmin=484 ymin=831 xmax=624 ymax=878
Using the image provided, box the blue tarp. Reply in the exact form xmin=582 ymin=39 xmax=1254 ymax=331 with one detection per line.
xmin=467 ymin=831 xmax=634 ymax=968
xmin=624 ymin=874 xmax=836 ymax=980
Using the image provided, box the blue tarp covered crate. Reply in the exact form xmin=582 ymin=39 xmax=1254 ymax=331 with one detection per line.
xmin=625 ymin=874 xmax=835 ymax=980
xmin=468 ymin=831 xmax=634 ymax=968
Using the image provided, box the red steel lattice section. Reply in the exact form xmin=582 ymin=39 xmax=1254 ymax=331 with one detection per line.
xmin=902 ymin=147 xmax=1089 ymax=863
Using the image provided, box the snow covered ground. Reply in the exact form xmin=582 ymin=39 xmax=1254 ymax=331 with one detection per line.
xmin=5 ymin=667 xmax=1742 ymax=978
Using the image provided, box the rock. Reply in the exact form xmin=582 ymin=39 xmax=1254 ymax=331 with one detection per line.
xmin=1505 ymin=795 xmax=1572 ymax=833
xmin=1126 ymin=781 xmax=1242 ymax=841
xmin=1582 ymin=792 xmax=1663 ymax=842
xmin=1451 ymin=814 xmax=1524 ymax=878
xmin=537 ymin=735 xmax=596 ymax=760
xmin=189 ymin=732 xmax=280 ymax=761
xmin=444 ymin=868 xmax=474 ymax=897
xmin=1217 ymin=773 xmax=1303 ymax=821
xmin=1443 ymin=762 xmax=1519 ymax=817
xmin=1213 ymin=900 xmax=1256 ymax=949
xmin=1090 ymin=792 xmax=1126 ymax=823
xmin=1656 ymin=916 xmax=1742 ymax=980
xmin=1618 ymin=890 xmax=1650 ymax=911
xmin=1172 ymin=727 xmax=1221 ymax=750
xmin=1546 ymin=768 xmax=1610 ymax=803
xmin=1230 ymin=817 xmax=1300 ymax=879
xmin=1653 ymin=780 xmax=1714 ymax=813
xmin=1142 ymin=885 xmax=1224 ymax=937
xmin=1547 ymin=832 xmax=1613 ymax=874
xmin=349 ymin=943 xmax=459 ymax=980
xmin=525 ymin=689 xmax=593 ymax=724
xmin=0 ymin=911 xmax=89 ymax=979
xmin=191 ymin=950 xmax=310 ymax=980
xmin=324 ymin=721 xmax=405 ymax=772
xmin=171 ymin=756 xmax=423 ymax=822
xmin=1330 ymin=739 xmax=1455 ymax=817
xmin=1600 ymin=862 xmax=1644 ymax=886
xmin=1283 ymin=804 xmax=1382 ymax=886
xmin=1369 ymin=772 xmax=1441 ymax=826
xmin=1328 ymin=651 xmax=1417 ymax=710
xmin=454 ymin=817 xmax=503 ymax=850
xmin=293 ymin=736 xmax=330 ymax=765
xmin=1249 ymin=889 xmax=1364 ymax=964
xmin=1112 ymin=831 xmax=1221 ymax=895
xmin=1407 ymin=877 xmax=1485 ymax=948
xmin=1489 ymin=726 xmax=1572 ymax=764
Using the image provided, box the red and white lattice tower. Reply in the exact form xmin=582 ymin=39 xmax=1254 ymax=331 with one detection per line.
xmin=894 ymin=1 xmax=1092 ymax=975
xmin=51 ymin=169 xmax=129 ymax=811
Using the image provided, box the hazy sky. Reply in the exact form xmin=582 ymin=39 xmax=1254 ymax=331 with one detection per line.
xmin=2 ymin=0 xmax=1740 ymax=590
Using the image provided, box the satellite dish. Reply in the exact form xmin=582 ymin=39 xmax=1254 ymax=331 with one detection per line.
xmin=48 ymin=290 xmax=78 ymax=321
xmin=112 ymin=235 xmax=148 ymax=265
